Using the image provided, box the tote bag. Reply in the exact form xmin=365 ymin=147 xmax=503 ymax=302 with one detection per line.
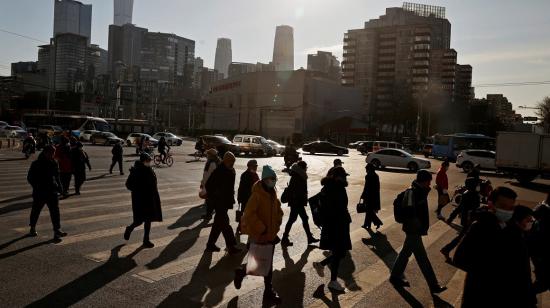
xmin=246 ymin=243 xmax=274 ymax=277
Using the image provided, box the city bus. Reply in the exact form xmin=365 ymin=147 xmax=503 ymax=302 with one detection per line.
xmin=22 ymin=112 xmax=111 ymax=138
xmin=431 ymin=133 xmax=495 ymax=161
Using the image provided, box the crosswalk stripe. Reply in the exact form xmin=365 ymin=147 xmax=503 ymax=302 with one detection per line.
xmin=308 ymin=220 xmax=452 ymax=308
xmin=12 ymin=195 xmax=199 ymax=232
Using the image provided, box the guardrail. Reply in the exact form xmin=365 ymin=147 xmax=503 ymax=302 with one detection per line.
xmin=0 ymin=138 xmax=22 ymax=150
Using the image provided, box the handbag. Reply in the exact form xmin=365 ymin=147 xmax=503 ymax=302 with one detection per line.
xmin=246 ymin=242 xmax=274 ymax=276
xmin=235 ymin=203 xmax=243 ymax=223
xmin=280 ymin=184 xmax=290 ymax=204
xmin=357 ymin=201 xmax=367 ymax=213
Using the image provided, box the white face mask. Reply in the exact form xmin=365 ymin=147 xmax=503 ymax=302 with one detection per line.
xmin=495 ymin=208 xmax=513 ymax=223
xmin=144 ymin=161 xmax=151 ymax=167
xmin=264 ymin=179 xmax=276 ymax=189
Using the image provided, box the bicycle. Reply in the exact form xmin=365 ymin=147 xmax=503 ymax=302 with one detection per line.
xmin=154 ymin=150 xmax=174 ymax=167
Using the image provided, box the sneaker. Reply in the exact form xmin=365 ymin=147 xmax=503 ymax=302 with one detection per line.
xmin=53 ymin=230 xmax=67 ymax=240
xmin=307 ymin=237 xmax=320 ymax=245
xmin=430 ymin=285 xmax=447 ymax=294
xmin=312 ymin=262 xmax=325 ymax=277
xmin=327 ymin=280 xmax=345 ymax=293
xmin=234 ymin=268 xmax=245 ymax=290
xmin=389 ymin=276 xmax=410 ymax=288
xmin=124 ymin=226 xmax=132 ymax=241
xmin=205 ymin=244 xmax=221 ymax=252
xmin=281 ymin=237 xmax=293 ymax=247
xmin=142 ymin=241 xmax=155 ymax=248
xmin=263 ymin=289 xmax=282 ymax=305
xmin=28 ymin=228 xmax=38 ymax=237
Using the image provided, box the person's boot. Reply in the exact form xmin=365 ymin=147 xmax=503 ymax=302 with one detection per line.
xmin=389 ymin=276 xmax=410 ymax=288
xmin=53 ymin=230 xmax=68 ymax=241
xmin=142 ymin=240 xmax=155 ymax=248
xmin=124 ymin=226 xmax=132 ymax=241
xmin=263 ymin=288 xmax=281 ymax=305
xmin=205 ymin=244 xmax=221 ymax=252
xmin=307 ymin=235 xmax=319 ymax=245
xmin=28 ymin=227 xmax=38 ymax=237
xmin=440 ymin=249 xmax=452 ymax=262
xmin=281 ymin=235 xmax=293 ymax=246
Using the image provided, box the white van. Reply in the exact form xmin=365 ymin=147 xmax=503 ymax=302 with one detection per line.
xmin=232 ymin=135 xmax=273 ymax=156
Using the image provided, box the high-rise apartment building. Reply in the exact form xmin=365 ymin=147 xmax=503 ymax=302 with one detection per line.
xmin=272 ymin=25 xmax=294 ymax=71
xmin=214 ymin=38 xmax=232 ymax=78
xmin=114 ymin=0 xmax=133 ymax=26
xmin=51 ymin=33 xmax=88 ymax=91
xmin=455 ymin=64 xmax=473 ymax=104
xmin=53 ymin=0 xmax=92 ymax=44
xmin=108 ymin=23 xmax=148 ymax=79
xmin=307 ymin=51 xmax=341 ymax=81
xmin=342 ymin=3 xmax=460 ymax=129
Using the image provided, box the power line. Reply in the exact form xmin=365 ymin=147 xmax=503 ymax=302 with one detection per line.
xmin=0 ymin=28 xmax=48 ymax=44
xmin=474 ymin=80 xmax=550 ymax=88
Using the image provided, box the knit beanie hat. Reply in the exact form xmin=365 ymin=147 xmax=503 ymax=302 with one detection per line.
xmin=223 ymin=151 xmax=236 ymax=164
xmin=262 ymin=165 xmax=277 ymax=180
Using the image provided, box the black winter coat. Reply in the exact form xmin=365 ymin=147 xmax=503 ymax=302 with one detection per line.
xmin=126 ymin=161 xmax=162 ymax=223
xmin=71 ymin=148 xmax=91 ymax=179
xmin=401 ymin=181 xmax=430 ymax=236
xmin=319 ymin=178 xmax=352 ymax=251
xmin=205 ymin=164 xmax=236 ymax=211
xmin=112 ymin=143 xmax=123 ymax=158
xmin=287 ymin=170 xmax=308 ymax=207
xmin=361 ymin=171 xmax=380 ymax=212
xmin=237 ymin=170 xmax=259 ymax=206
xmin=458 ymin=190 xmax=480 ymax=227
xmin=27 ymin=152 xmax=62 ymax=196
xmin=453 ymin=210 xmax=505 ymax=308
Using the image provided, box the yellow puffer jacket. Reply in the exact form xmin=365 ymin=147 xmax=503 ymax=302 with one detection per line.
xmin=241 ymin=181 xmax=284 ymax=243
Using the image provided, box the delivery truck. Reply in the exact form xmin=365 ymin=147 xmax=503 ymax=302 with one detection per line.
xmin=496 ymin=131 xmax=550 ymax=184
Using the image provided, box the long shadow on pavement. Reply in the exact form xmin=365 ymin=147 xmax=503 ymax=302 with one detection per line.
xmin=362 ymin=229 xmax=398 ymax=271
xmin=271 ymin=245 xmax=315 ymax=307
xmin=0 ymin=239 xmax=54 ymax=260
xmin=0 ymin=194 xmax=33 ymax=205
xmin=158 ymin=250 xmax=246 ymax=307
xmin=26 ymin=245 xmax=143 ymax=307
xmin=511 ymin=181 xmax=550 ymax=194
xmin=0 ymin=201 xmax=33 ymax=215
xmin=146 ymin=205 xmax=210 ymax=270
xmin=0 ymin=234 xmax=32 ymax=251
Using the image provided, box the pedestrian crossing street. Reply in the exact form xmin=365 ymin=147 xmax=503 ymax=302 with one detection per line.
xmin=1 ymin=156 xmax=547 ymax=307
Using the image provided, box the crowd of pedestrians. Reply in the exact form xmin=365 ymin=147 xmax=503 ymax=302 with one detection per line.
xmin=24 ymin=139 xmax=550 ymax=307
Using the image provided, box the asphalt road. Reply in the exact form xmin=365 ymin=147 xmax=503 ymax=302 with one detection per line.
xmin=0 ymin=142 xmax=548 ymax=307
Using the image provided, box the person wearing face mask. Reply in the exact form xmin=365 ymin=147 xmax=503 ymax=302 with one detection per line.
xmin=312 ymin=166 xmax=352 ymax=293
xmin=204 ymin=152 xmax=241 ymax=254
xmin=123 ymin=153 xmax=162 ymax=248
xmin=501 ymin=205 xmax=537 ymax=307
xmin=235 ymin=165 xmax=284 ymax=304
xmin=453 ymin=186 xmax=518 ymax=308
xmin=528 ymin=193 xmax=550 ymax=294
xmin=389 ymin=170 xmax=447 ymax=294
xmin=435 ymin=160 xmax=450 ymax=220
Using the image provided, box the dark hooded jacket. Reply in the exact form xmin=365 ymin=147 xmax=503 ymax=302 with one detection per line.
xmin=27 ymin=152 xmax=62 ymax=196
xmin=401 ymin=181 xmax=431 ymax=236
xmin=125 ymin=161 xmax=162 ymax=222
xmin=361 ymin=169 xmax=380 ymax=212
xmin=287 ymin=163 xmax=308 ymax=207
xmin=205 ymin=163 xmax=236 ymax=210
xmin=319 ymin=177 xmax=351 ymax=251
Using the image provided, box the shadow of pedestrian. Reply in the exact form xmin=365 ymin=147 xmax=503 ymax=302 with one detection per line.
xmin=0 ymin=234 xmax=32 ymax=251
xmin=312 ymin=284 xmax=341 ymax=308
xmin=0 ymin=194 xmax=33 ymax=205
xmin=511 ymin=181 xmax=550 ymax=193
xmin=271 ymin=245 xmax=315 ymax=307
xmin=0 ymin=157 xmax=27 ymax=162
xmin=87 ymin=173 xmax=109 ymax=181
xmin=0 ymin=239 xmax=54 ymax=260
xmin=338 ymin=252 xmax=361 ymax=291
xmin=159 ymin=250 xmax=246 ymax=307
xmin=432 ymin=295 xmax=454 ymax=308
xmin=362 ymin=230 xmax=398 ymax=270
xmin=26 ymin=245 xmax=142 ymax=307
xmin=146 ymin=205 xmax=210 ymax=270
xmin=393 ymin=287 xmax=423 ymax=308
xmin=0 ymin=201 xmax=33 ymax=215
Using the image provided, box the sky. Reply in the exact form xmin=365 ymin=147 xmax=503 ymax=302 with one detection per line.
xmin=1 ymin=0 xmax=549 ymax=117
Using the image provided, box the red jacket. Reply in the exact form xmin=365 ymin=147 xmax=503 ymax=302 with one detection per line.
xmin=435 ymin=167 xmax=448 ymax=191
xmin=55 ymin=144 xmax=73 ymax=173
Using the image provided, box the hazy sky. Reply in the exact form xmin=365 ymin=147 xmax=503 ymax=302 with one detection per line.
xmin=1 ymin=0 xmax=549 ymax=116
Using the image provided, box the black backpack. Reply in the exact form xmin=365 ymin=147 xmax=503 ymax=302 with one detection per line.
xmin=393 ymin=189 xmax=411 ymax=223
xmin=308 ymin=191 xmax=325 ymax=228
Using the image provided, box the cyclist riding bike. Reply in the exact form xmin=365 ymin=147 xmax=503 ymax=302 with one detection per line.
xmin=158 ymin=136 xmax=171 ymax=163
xmin=22 ymin=133 xmax=37 ymax=158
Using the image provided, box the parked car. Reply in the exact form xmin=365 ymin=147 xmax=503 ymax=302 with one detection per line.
xmin=348 ymin=141 xmax=368 ymax=149
xmin=456 ymin=149 xmax=496 ymax=173
xmin=200 ymin=135 xmax=240 ymax=154
xmin=91 ymin=132 xmax=124 ymax=146
xmin=266 ymin=139 xmax=285 ymax=156
xmin=365 ymin=148 xmax=431 ymax=172
xmin=422 ymin=144 xmax=434 ymax=158
xmin=38 ymin=125 xmax=63 ymax=136
xmin=302 ymin=141 xmax=348 ymax=156
xmin=0 ymin=121 xmax=8 ymax=129
xmin=357 ymin=141 xmax=374 ymax=154
xmin=232 ymin=134 xmax=273 ymax=156
xmin=152 ymin=132 xmax=183 ymax=146
xmin=79 ymin=130 xmax=99 ymax=142
xmin=126 ymin=133 xmax=158 ymax=147
xmin=1 ymin=126 xmax=25 ymax=138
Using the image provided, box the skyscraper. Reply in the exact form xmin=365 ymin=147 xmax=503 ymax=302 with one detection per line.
xmin=53 ymin=0 xmax=92 ymax=44
xmin=214 ymin=38 xmax=232 ymax=78
xmin=272 ymin=25 xmax=294 ymax=71
xmin=307 ymin=51 xmax=341 ymax=81
xmin=114 ymin=0 xmax=133 ymax=26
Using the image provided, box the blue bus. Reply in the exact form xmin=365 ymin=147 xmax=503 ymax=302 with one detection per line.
xmin=431 ymin=133 xmax=495 ymax=160
xmin=22 ymin=112 xmax=111 ymax=137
